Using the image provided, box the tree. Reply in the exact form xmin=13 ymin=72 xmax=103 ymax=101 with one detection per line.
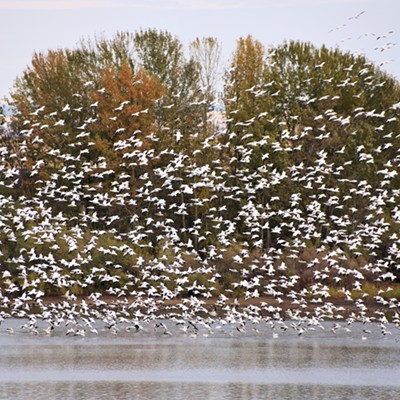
xmin=190 ymin=37 xmax=222 ymax=137
xmin=10 ymin=49 xmax=92 ymax=131
xmin=91 ymin=61 xmax=166 ymax=183
xmin=78 ymin=31 xmax=137 ymax=78
xmin=7 ymin=33 xmax=150 ymax=200
xmin=133 ymin=29 xmax=205 ymax=151
xmin=222 ymin=39 xmax=400 ymax=253
xmin=190 ymin=37 xmax=222 ymax=101
xmin=8 ymin=32 xmax=144 ymax=138
xmin=224 ymin=35 xmax=266 ymax=120
xmin=262 ymin=41 xmax=400 ymax=182
xmin=133 ymin=29 xmax=184 ymax=92
xmin=223 ymin=35 xmax=276 ymax=183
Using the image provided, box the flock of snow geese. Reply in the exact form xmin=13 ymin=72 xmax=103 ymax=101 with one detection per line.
xmin=1 ymin=26 xmax=400 ymax=341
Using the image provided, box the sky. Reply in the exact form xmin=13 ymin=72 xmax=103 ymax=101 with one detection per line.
xmin=0 ymin=0 xmax=399 ymax=102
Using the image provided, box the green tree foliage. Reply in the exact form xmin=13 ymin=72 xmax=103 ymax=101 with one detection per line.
xmin=133 ymin=29 xmax=206 ymax=151
xmin=79 ymin=31 xmax=136 ymax=75
xmin=3 ymin=33 xmax=400 ymax=311
xmin=222 ymin=38 xmax=400 ymax=255
xmin=10 ymin=49 xmax=94 ymax=130
xmin=224 ymin=35 xmax=267 ymax=129
xmin=261 ymin=41 xmax=400 ymax=223
xmin=8 ymin=31 xmax=200 ymax=200
xmin=133 ymin=29 xmax=184 ymax=91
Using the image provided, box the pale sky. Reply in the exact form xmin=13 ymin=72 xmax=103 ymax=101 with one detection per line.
xmin=1 ymin=0 xmax=399 ymax=100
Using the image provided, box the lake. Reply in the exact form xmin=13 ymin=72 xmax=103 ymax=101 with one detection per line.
xmin=1 ymin=319 xmax=400 ymax=400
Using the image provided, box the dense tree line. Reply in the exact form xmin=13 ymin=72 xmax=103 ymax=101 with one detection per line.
xmin=1 ymin=30 xmax=400 ymax=310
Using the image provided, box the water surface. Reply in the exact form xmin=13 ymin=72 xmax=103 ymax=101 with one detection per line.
xmin=1 ymin=320 xmax=399 ymax=400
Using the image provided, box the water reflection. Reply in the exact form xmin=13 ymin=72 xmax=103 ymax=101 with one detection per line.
xmin=1 ymin=381 xmax=400 ymax=400
xmin=2 ymin=338 xmax=400 ymax=374
xmin=1 ymin=323 xmax=400 ymax=400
